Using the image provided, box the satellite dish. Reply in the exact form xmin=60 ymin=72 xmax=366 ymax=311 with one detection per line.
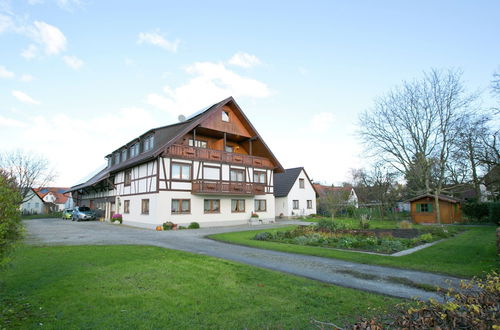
xmin=178 ymin=114 xmax=186 ymax=122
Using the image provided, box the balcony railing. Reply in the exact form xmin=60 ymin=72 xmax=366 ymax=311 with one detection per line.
xmin=192 ymin=180 xmax=266 ymax=195
xmin=164 ymin=144 xmax=274 ymax=168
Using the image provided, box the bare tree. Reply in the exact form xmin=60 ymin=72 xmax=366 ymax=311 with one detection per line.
xmin=318 ymin=188 xmax=351 ymax=219
xmin=492 ymin=68 xmax=500 ymax=113
xmin=358 ymin=69 xmax=478 ymax=223
xmin=0 ymin=150 xmax=57 ymax=204
xmin=351 ymin=164 xmax=399 ymax=217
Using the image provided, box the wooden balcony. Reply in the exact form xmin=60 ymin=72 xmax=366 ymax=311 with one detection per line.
xmin=192 ymin=180 xmax=266 ymax=195
xmin=164 ymin=144 xmax=274 ymax=168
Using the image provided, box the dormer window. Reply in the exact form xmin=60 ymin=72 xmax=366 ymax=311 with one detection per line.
xmin=143 ymin=135 xmax=154 ymax=152
xmin=121 ymin=149 xmax=127 ymax=162
xmin=107 ymin=157 xmax=112 ymax=167
xmin=130 ymin=143 xmax=139 ymax=157
xmin=222 ymin=111 xmax=230 ymax=122
xmin=114 ymin=153 xmax=120 ymax=165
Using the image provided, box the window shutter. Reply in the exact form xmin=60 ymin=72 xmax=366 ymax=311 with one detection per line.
xmin=416 ymin=204 xmax=421 ymax=212
xmin=428 ymin=203 xmax=433 ymax=212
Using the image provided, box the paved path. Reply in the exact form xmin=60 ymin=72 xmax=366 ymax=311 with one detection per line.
xmin=24 ymin=219 xmax=463 ymax=301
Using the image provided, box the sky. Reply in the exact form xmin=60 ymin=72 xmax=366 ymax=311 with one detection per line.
xmin=0 ymin=0 xmax=499 ymax=187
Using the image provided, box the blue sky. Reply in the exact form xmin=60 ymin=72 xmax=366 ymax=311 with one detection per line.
xmin=1 ymin=0 xmax=499 ymax=186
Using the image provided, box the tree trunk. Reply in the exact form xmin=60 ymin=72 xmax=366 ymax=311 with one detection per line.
xmin=434 ymin=191 xmax=441 ymax=225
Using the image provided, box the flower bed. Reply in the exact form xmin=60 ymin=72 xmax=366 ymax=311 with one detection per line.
xmin=253 ymin=222 xmax=459 ymax=254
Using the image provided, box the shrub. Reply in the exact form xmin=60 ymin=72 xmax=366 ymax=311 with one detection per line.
xmin=0 ymin=173 xmax=23 ymax=267
xmin=188 ymin=222 xmax=200 ymax=229
xmin=398 ymin=220 xmax=413 ymax=229
xmin=253 ymin=232 xmax=273 ymax=241
xmin=293 ymin=235 xmax=309 ymax=245
xmin=462 ymin=202 xmax=490 ymax=222
xmin=316 ymin=219 xmax=347 ymax=232
xmin=348 ymin=271 xmax=500 ymax=329
xmin=162 ymin=221 xmax=174 ymax=230
xmin=111 ymin=213 xmax=122 ymax=224
xmin=488 ymin=202 xmax=500 ymax=225
xmin=417 ymin=233 xmax=433 ymax=243
xmin=178 ymin=226 xmax=187 ymax=230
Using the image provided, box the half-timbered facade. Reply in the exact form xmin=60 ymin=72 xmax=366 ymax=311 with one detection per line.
xmin=69 ymin=97 xmax=283 ymax=228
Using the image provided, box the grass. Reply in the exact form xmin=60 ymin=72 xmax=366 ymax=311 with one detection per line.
xmin=1 ymin=245 xmax=400 ymax=329
xmin=21 ymin=213 xmax=61 ymax=220
xmin=210 ymin=226 xmax=498 ymax=278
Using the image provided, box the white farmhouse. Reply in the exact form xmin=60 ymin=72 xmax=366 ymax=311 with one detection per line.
xmin=273 ymin=167 xmax=317 ymax=217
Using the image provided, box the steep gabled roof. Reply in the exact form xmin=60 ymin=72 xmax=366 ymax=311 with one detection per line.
xmin=273 ymin=167 xmax=317 ymax=198
xmin=313 ymin=184 xmax=355 ymax=198
xmin=70 ymin=97 xmax=283 ymax=191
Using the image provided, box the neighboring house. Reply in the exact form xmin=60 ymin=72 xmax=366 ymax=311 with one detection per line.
xmin=313 ymin=184 xmax=359 ymax=208
xmin=34 ymin=187 xmax=74 ymax=212
xmin=68 ymin=97 xmax=284 ymax=228
xmin=20 ymin=189 xmax=45 ymax=215
xmin=407 ymin=194 xmax=462 ymax=224
xmin=273 ymin=167 xmax=318 ymax=217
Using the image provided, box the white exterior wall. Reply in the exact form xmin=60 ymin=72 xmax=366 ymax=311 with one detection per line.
xmin=275 ymin=169 xmax=317 ymax=217
xmin=20 ymin=190 xmax=45 ymax=214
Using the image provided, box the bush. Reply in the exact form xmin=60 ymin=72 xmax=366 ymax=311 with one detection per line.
xmin=177 ymin=226 xmax=187 ymax=230
xmin=162 ymin=221 xmax=174 ymax=230
xmin=0 ymin=174 xmax=23 ymax=267
xmin=398 ymin=220 xmax=413 ymax=229
xmin=253 ymin=232 xmax=273 ymax=241
xmin=488 ymin=202 xmax=500 ymax=225
xmin=348 ymin=271 xmax=500 ymax=329
xmin=417 ymin=233 xmax=433 ymax=243
xmin=188 ymin=222 xmax=200 ymax=229
xmin=316 ymin=219 xmax=347 ymax=232
xmin=463 ymin=202 xmax=490 ymax=222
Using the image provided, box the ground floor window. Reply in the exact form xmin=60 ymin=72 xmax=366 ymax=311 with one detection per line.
xmin=124 ymin=200 xmax=130 ymax=213
xmin=307 ymin=200 xmax=312 ymax=209
xmin=204 ymin=199 xmax=220 ymax=213
xmin=231 ymin=199 xmax=245 ymax=212
xmin=141 ymin=199 xmax=149 ymax=214
xmin=293 ymin=200 xmax=299 ymax=209
xmin=254 ymin=199 xmax=266 ymax=212
xmin=172 ymin=199 xmax=190 ymax=214
xmin=417 ymin=203 xmax=432 ymax=212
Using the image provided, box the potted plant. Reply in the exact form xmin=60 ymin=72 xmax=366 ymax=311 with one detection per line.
xmin=111 ymin=213 xmax=122 ymax=224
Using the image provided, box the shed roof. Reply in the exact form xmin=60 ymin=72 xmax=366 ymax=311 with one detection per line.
xmin=406 ymin=194 xmax=461 ymax=204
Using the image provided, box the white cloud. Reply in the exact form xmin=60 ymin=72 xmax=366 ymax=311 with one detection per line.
xmin=0 ymin=65 xmax=15 ymax=78
xmin=146 ymin=61 xmax=271 ymax=116
xmin=31 ymin=21 xmax=67 ymax=55
xmin=63 ymin=55 xmax=83 ymax=70
xmin=0 ymin=115 xmax=27 ymax=128
xmin=308 ymin=112 xmax=335 ymax=132
xmin=12 ymin=90 xmax=40 ymax=105
xmin=13 ymin=107 xmax=157 ymax=185
xmin=298 ymin=66 xmax=309 ymax=75
xmin=228 ymin=52 xmax=262 ymax=68
xmin=137 ymin=31 xmax=179 ymax=53
xmin=21 ymin=44 xmax=38 ymax=59
xmin=0 ymin=14 xmax=13 ymax=33
xmin=20 ymin=74 xmax=35 ymax=82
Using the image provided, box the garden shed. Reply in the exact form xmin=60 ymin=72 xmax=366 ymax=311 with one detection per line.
xmin=408 ymin=194 xmax=462 ymax=224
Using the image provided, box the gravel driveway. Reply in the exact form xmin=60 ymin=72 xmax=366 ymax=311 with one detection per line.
xmin=24 ymin=218 xmax=463 ymax=301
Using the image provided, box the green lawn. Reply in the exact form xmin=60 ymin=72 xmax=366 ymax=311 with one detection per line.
xmin=1 ymin=245 xmax=400 ymax=329
xmin=210 ymin=226 xmax=498 ymax=278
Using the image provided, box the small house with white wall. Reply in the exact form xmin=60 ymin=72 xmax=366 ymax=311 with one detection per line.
xmin=274 ymin=167 xmax=317 ymax=217
xmin=20 ymin=189 xmax=45 ymax=215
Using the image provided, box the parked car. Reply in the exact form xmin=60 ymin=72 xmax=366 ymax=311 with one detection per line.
xmin=72 ymin=206 xmax=96 ymax=221
xmin=62 ymin=209 xmax=73 ymax=220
